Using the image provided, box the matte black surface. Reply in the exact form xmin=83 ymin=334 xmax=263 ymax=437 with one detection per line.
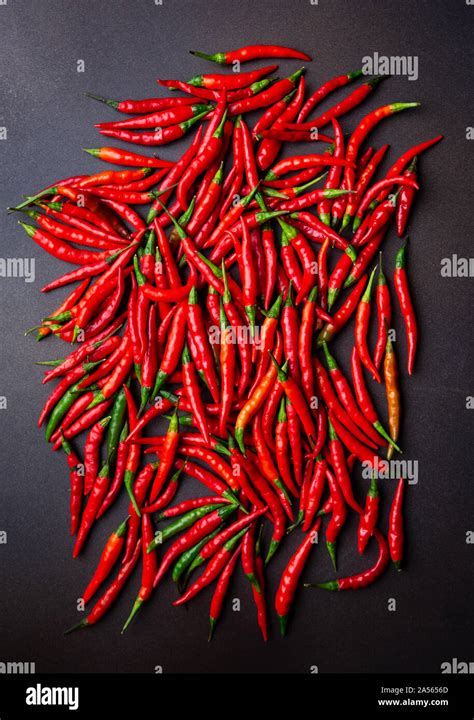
xmin=0 ymin=0 xmax=472 ymax=674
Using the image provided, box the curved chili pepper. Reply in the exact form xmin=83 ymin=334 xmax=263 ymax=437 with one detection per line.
xmin=373 ymin=135 xmax=442 ymax=206
xmin=267 ymin=153 xmax=352 ymax=179
xmin=275 ymin=519 xmax=321 ymax=636
xmin=306 ymin=529 xmax=389 ymax=590
xmin=344 ymin=103 xmax=420 ymax=190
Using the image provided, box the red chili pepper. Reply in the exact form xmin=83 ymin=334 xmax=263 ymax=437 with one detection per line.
xmin=208 ymin=545 xmax=241 ymax=641
xmin=344 ymin=103 xmax=420 ymax=190
xmin=19 ymin=221 xmax=110 ymax=265
xmin=372 ymin=255 xmax=391 ymax=371
xmin=302 ymin=457 xmax=327 ymax=532
xmin=153 ymin=504 xmax=237 ymax=588
xmin=314 ymin=358 xmax=376 ymax=448
xmin=84 ymin=146 xmax=175 ymax=168
xmin=396 ymin=158 xmax=418 ymax=236
xmin=275 ymin=398 xmax=299 ymax=498
xmin=82 ymin=518 xmax=128 ymax=603
xmin=350 ymin=346 xmax=400 ymax=452
xmin=73 ymin=462 xmax=111 ymax=557
xmin=306 ymin=529 xmax=389 ymax=590
xmin=253 ymin=89 xmax=295 ymax=139
xmin=123 ymin=462 xmax=156 ymax=562
xmin=344 ymin=229 xmax=385 ymax=289
xmin=290 ymin=210 xmax=348 ymax=251
xmin=389 ymin=478 xmax=405 ymax=569
xmin=286 ymin=77 xmax=385 ymax=133
xmin=252 ymin=412 xmax=293 ymax=520
xmin=328 ymin=412 xmax=379 ymax=470
xmin=358 ymin=476 xmax=379 ymax=554
xmin=121 ymin=513 xmax=157 ymax=632
xmin=281 ymin=288 xmax=300 ymax=381
xmin=65 ymin=540 xmax=141 ymax=633
xmin=83 ymin=416 xmax=111 ymax=494
xmin=60 ymin=431 xmax=83 ymax=536
xmin=394 ymin=244 xmax=418 ymax=375
xmin=228 ymin=69 xmax=304 ymax=116
xmin=149 ymin=409 xmax=180 ymax=502
xmin=267 ymin=153 xmax=352 ymax=179
xmin=322 ymin=342 xmax=385 ymax=449
xmin=355 ymin=176 xmax=419 ymax=227
xmin=174 ymin=526 xmax=247 ymax=606
xmin=297 ymin=68 xmax=363 ymax=122
xmin=317 ymin=118 xmax=344 ymax=225
xmin=98 ymin=108 xmax=210 ymax=146
xmin=257 ymin=76 xmax=305 ymax=171
xmin=191 ymin=44 xmax=311 ymax=64
xmin=327 ymin=419 xmax=362 ymax=513
xmin=341 ymin=144 xmax=389 ymax=230
xmin=275 ymin=519 xmax=321 ymax=635
xmin=177 ymin=106 xmax=228 ymax=210
xmin=353 ymin=266 xmax=381 ymax=382
xmin=250 ymin=531 xmax=267 ymax=641
xmin=97 ymin=423 xmax=129 ymax=518
xmin=373 ymin=135 xmax=442 ymax=206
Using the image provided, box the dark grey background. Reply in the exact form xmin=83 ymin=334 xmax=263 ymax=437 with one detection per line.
xmin=0 ymin=0 xmax=473 ymax=674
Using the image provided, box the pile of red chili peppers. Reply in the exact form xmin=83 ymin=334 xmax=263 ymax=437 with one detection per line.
xmin=12 ymin=43 xmax=442 ymax=639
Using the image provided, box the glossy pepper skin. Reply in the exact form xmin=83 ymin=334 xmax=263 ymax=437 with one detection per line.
xmin=394 ymin=244 xmax=418 ymax=376
xmin=275 ymin=519 xmax=321 ymax=636
xmin=21 ymin=49 xmax=440 ymax=642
